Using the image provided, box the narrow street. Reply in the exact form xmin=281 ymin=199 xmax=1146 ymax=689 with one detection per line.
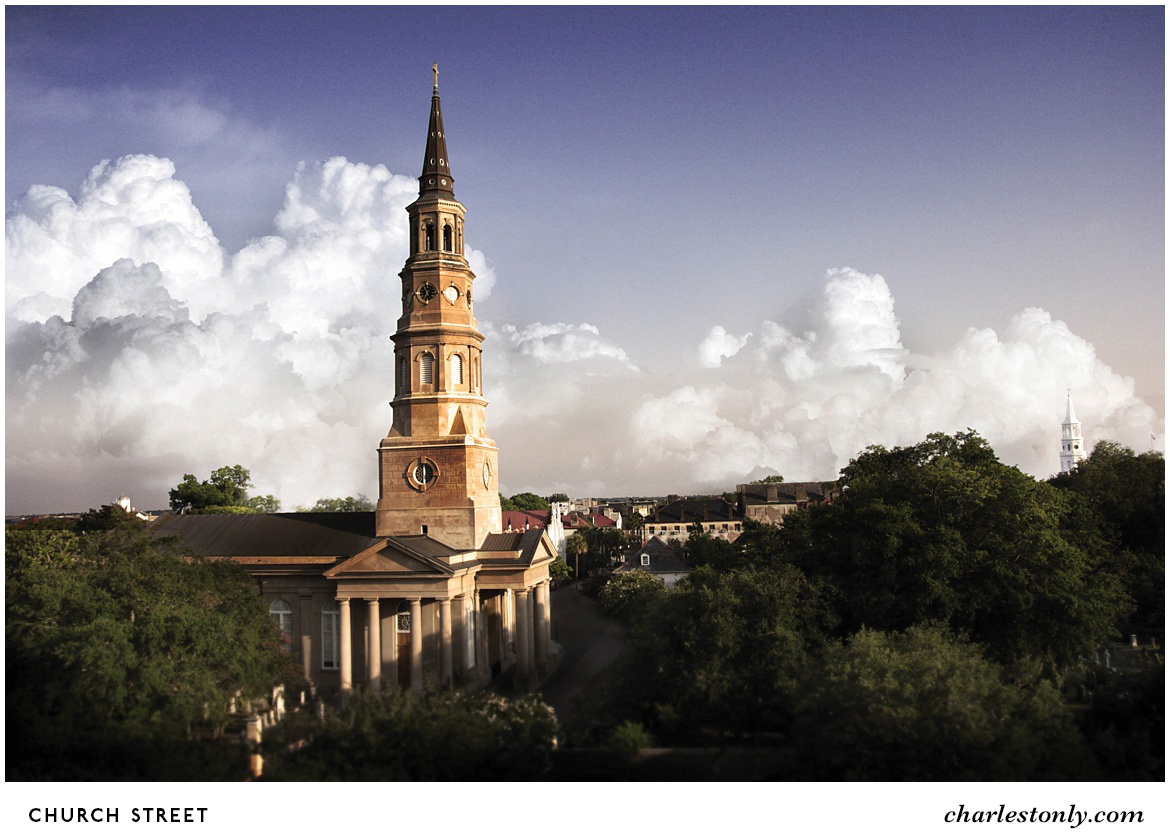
xmin=537 ymin=583 xmax=626 ymax=732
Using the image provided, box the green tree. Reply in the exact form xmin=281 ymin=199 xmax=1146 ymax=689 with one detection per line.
xmin=169 ymin=464 xmax=257 ymax=514
xmin=76 ymin=503 xmax=145 ymax=531
xmin=565 ymin=532 xmax=588 ymax=578
xmin=597 ymin=570 xmax=665 ymax=620
xmin=499 ymin=493 xmax=518 ymax=511
xmin=6 ymin=526 xmax=295 ymax=779
xmin=548 ymin=558 xmax=573 ymax=586
xmin=248 ymin=494 xmax=281 ymax=513
xmin=546 ymin=492 xmax=570 ymax=504
xmin=753 ymin=474 xmax=785 ymax=483
xmin=619 ymin=563 xmax=834 ymax=737
xmin=298 ymin=494 xmax=374 ymax=513
xmin=790 ymin=626 xmax=1089 ymax=780
xmin=509 ymin=492 xmax=549 ymax=511
xmin=1049 ymin=441 xmax=1164 ymax=629
xmin=778 ymin=431 xmax=1125 ymax=671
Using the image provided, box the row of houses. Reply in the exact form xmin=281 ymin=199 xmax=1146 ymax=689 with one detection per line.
xmin=507 ymin=481 xmax=838 ymax=556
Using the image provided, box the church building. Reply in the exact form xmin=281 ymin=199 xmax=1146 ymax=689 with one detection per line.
xmin=151 ymin=69 xmax=558 ymax=695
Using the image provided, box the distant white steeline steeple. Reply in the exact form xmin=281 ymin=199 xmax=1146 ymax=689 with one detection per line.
xmin=1059 ymin=391 xmax=1086 ymax=473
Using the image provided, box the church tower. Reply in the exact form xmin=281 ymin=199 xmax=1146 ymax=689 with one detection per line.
xmin=1059 ymin=391 xmax=1086 ymax=473
xmin=376 ymin=67 xmax=501 ymax=550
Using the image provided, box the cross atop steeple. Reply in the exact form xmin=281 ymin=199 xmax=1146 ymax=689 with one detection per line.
xmin=432 ymin=62 xmax=439 ymax=91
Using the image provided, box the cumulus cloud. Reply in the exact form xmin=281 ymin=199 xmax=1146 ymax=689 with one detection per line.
xmin=698 ymin=325 xmax=751 ymax=368
xmin=627 ymin=269 xmax=1159 ymax=492
xmin=5 ymin=157 xmax=1161 ymax=513
xmin=5 ymin=154 xmax=516 ymax=513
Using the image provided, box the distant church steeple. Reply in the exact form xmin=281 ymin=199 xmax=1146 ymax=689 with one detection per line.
xmin=1059 ymin=391 xmax=1086 ymax=473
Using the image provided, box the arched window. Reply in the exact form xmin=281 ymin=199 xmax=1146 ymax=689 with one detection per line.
xmin=321 ymin=602 xmax=340 ymax=670
xmin=443 ymin=224 xmax=453 ymax=251
xmin=269 ymin=599 xmax=292 ymax=651
xmin=410 ymin=224 xmax=419 ymax=255
xmin=399 ymin=356 xmax=408 ymax=393
xmin=425 ymin=222 xmax=435 ymax=251
xmin=419 ymin=352 xmax=435 ymax=385
xmin=452 ymin=353 xmax=464 ymax=386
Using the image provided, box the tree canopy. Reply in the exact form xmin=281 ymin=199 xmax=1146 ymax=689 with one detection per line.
xmin=169 ymin=464 xmax=260 ymax=514
xmin=6 ymin=526 xmax=294 ymax=779
xmin=790 ymin=625 xmax=1088 ymax=780
xmin=298 ymin=494 xmax=375 ymax=513
xmin=777 ymin=430 xmax=1124 ymax=670
xmin=1049 ymin=441 xmax=1164 ymax=630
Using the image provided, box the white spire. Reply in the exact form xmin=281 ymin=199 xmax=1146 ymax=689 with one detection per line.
xmin=1059 ymin=391 xmax=1086 ymax=473
xmin=1064 ymin=390 xmax=1079 ymax=425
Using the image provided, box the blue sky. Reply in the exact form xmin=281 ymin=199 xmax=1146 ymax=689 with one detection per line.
xmin=5 ymin=5 xmax=1164 ymax=513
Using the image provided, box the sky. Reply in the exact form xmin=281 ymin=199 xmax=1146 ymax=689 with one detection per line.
xmin=5 ymin=5 xmax=1165 ymax=515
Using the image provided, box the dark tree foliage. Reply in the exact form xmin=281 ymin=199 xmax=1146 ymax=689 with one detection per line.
xmin=545 ymin=492 xmax=570 ymax=504
xmin=790 ymin=626 xmax=1091 ymax=781
xmin=1076 ymin=667 xmax=1165 ymax=781
xmin=262 ymin=688 xmax=558 ymax=780
xmin=1049 ymin=442 xmax=1164 ymax=629
xmin=618 ymin=563 xmax=835 ymax=737
xmin=6 ymin=527 xmax=294 ymax=780
xmin=76 ymin=503 xmax=145 ymax=531
xmin=777 ymin=431 xmax=1125 ymax=671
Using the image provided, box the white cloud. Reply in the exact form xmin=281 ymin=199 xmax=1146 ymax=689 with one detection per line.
xmin=625 ymin=269 xmax=1159 ymax=492
xmin=5 ymin=157 xmax=1161 ymax=513
xmin=4 ymin=155 xmax=630 ymax=512
xmin=698 ymin=325 xmax=751 ymax=368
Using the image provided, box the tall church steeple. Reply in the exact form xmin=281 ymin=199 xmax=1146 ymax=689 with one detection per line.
xmin=1059 ymin=391 xmax=1086 ymax=473
xmin=376 ymin=67 xmax=501 ymax=550
xmin=419 ymin=63 xmax=455 ymax=199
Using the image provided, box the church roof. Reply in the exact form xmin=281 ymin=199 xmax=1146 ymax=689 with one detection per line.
xmin=479 ymin=528 xmax=550 ymax=566
xmin=150 ymin=511 xmax=381 ymax=559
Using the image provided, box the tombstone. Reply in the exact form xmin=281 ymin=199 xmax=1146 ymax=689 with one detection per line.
xmin=316 ymin=699 xmax=326 ymax=721
xmin=1130 ymin=634 xmax=1139 ymax=648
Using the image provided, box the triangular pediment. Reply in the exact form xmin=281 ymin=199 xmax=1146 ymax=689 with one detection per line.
xmin=325 ymin=540 xmax=453 ymax=578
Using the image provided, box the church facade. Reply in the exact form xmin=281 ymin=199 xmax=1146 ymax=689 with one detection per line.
xmin=152 ymin=70 xmax=557 ymax=695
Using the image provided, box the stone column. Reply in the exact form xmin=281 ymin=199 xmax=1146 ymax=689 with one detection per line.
xmin=534 ymin=581 xmax=549 ymax=673
xmin=438 ymin=598 xmax=453 ymax=687
xmin=515 ymin=587 xmax=532 ymax=687
xmin=366 ymin=598 xmax=381 ymax=689
xmin=338 ymin=597 xmax=352 ymax=693
xmin=298 ymin=594 xmax=313 ymax=681
xmin=409 ymin=598 xmax=423 ymax=694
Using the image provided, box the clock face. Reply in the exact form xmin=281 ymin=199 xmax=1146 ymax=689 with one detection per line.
xmin=443 ymin=284 xmax=460 ymax=304
xmin=409 ymin=457 xmax=438 ymax=491
xmin=466 ymin=288 xmax=473 ymax=307
xmin=482 ymin=459 xmax=493 ymax=489
xmin=416 ymin=283 xmax=438 ymax=303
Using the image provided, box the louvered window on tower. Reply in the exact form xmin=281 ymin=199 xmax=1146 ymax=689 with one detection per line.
xmin=452 ymin=353 xmax=464 ymax=385
xmin=420 ymin=352 xmax=435 ymax=385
